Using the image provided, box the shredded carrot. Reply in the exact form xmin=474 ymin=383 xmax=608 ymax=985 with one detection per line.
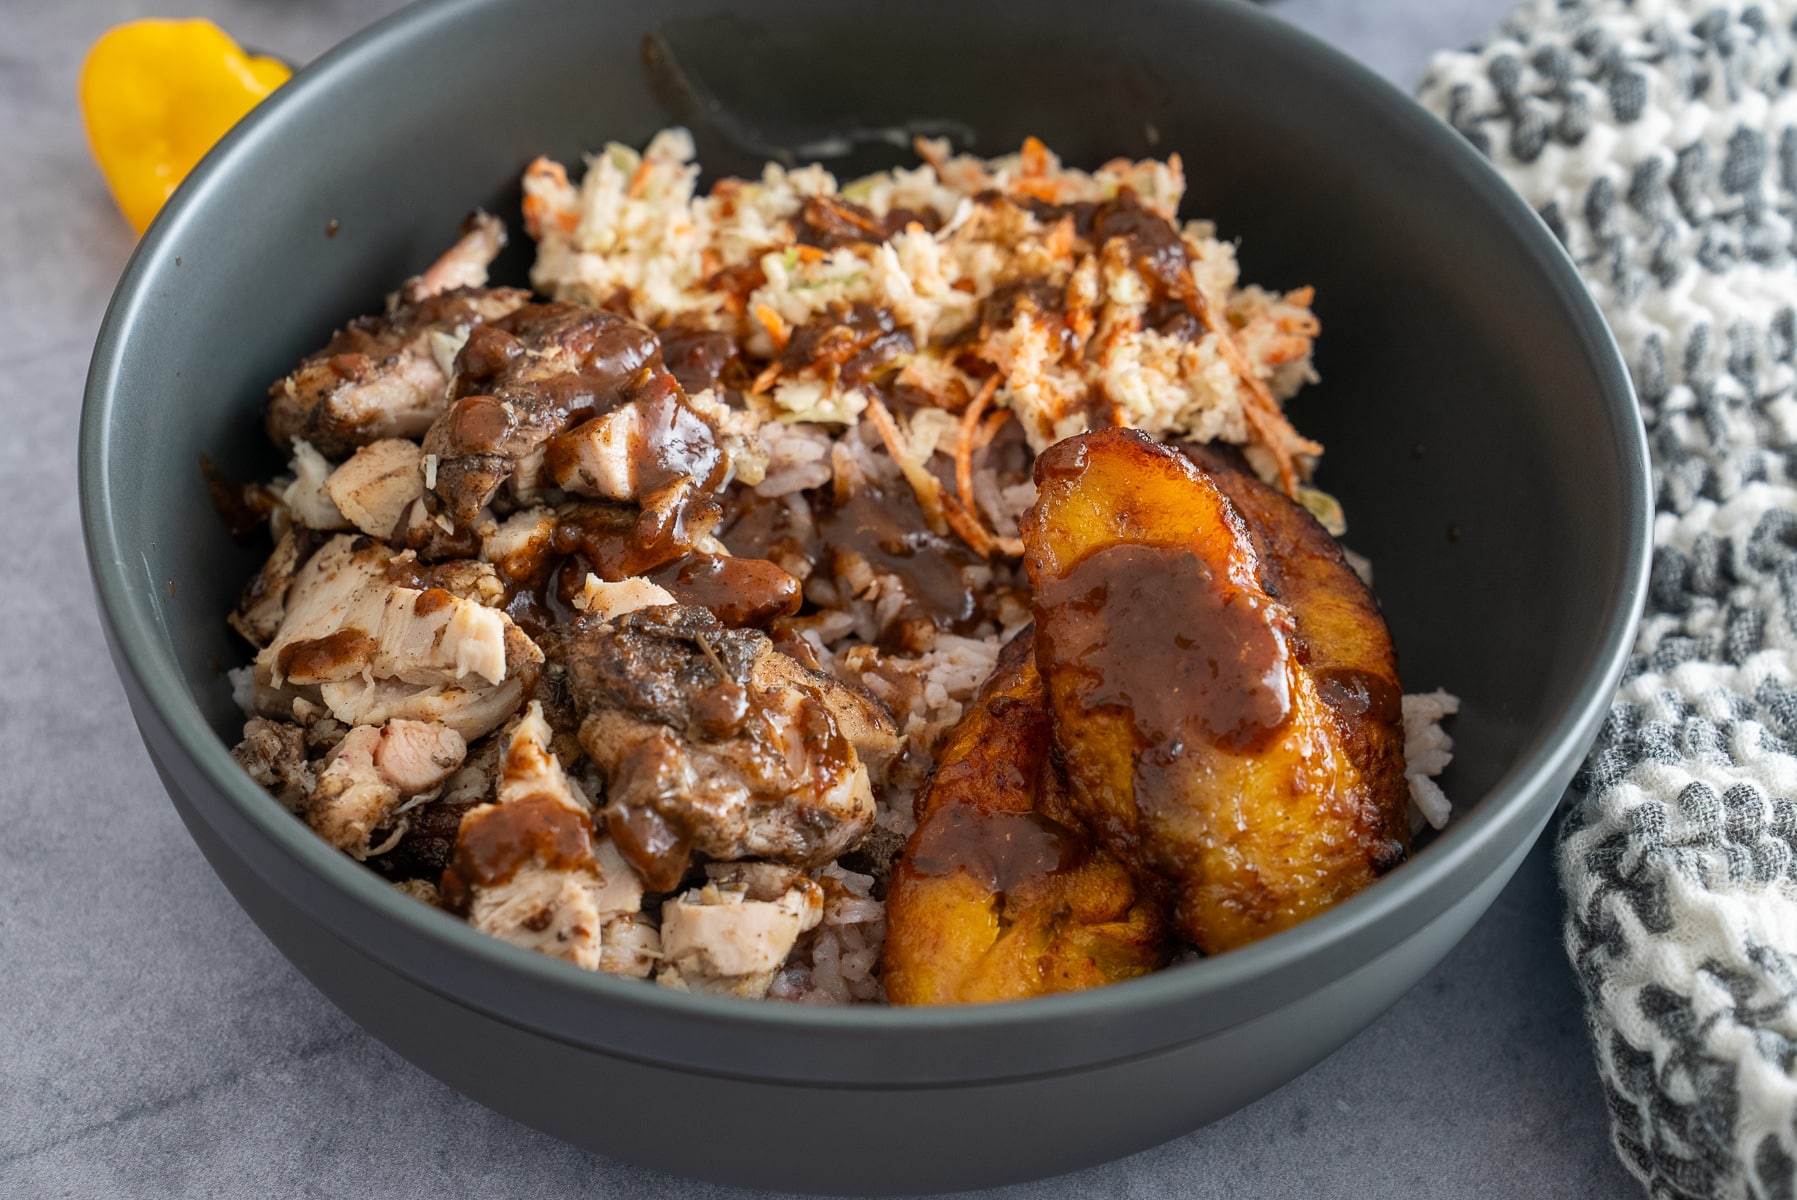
xmin=944 ymin=374 xmax=1023 ymax=558
xmin=1097 ymin=312 xmax=1141 ymax=367
xmin=955 ymin=374 xmax=999 ymax=518
xmin=1066 ymin=272 xmax=1096 ymax=354
xmin=975 ymin=407 xmax=1011 ymax=451
xmin=795 ymin=244 xmax=827 ymax=264
xmin=750 ymin=361 xmax=782 ymax=395
xmin=520 ymin=157 xmax=570 ymax=240
xmin=754 ymin=303 xmax=791 ymax=353
xmin=520 ymin=195 xmax=548 ymax=240
xmin=626 ymin=159 xmax=654 ymax=199
xmin=1020 ymin=136 xmax=1051 ymax=177
xmin=864 ymin=392 xmax=949 ymax=537
xmin=941 ymin=495 xmax=997 ymax=559
xmin=1195 ymin=291 xmax=1321 ymax=494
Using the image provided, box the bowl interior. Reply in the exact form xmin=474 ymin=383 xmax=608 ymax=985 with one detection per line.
xmin=84 ymin=0 xmax=1645 ymax=1069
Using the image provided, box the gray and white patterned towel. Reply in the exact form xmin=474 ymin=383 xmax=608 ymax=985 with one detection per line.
xmin=1418 ymin=2 xmax=1797 ymax=1195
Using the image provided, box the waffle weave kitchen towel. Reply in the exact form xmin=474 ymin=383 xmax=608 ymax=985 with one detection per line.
xmin=1418 ymin=3 xmax=1797 ymax=1195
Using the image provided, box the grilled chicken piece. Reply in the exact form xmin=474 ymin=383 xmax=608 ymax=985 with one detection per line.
xmin=230 ymin=716 xmax=313 ymax=805
xmin=883 ymin=633 xmax=1167 ymax=1005
xmin=1021 ymin=428 xmax=1407 ymax=954
xmin=367 ymin=732 xmax=504 ymax=883
xmin=381 ymin=551 xmax=505 ymax=608
xmin=441 ymin=703 xmax=654 ymax=974
xmin=324 ymin=438 xmax=424 ymax=539
xmin=253 ymin=533 xmax=541 ymax=740
xmin=657 ymin=862 xmax=825 ymax=998
xmin=403 ymin=210 xmax=509 ymax=304
xmin=571 ymin=573 xmax=677 ymax=619
xmin=267 ymin=213 xmax=529 ymax=458
xmin=229 ymin=528 xmax=315 ymax=649
xmin=564 ymin=604 xmax=896 ymax=891
xmin=304 ymin=719 xmax=467 ymax=856
xmin=422 ymin=303 xmax=662 ymax=525
xmin=281 ymin=439 xmax=350 ymax=531
xmin=541 ymin=371 xmax=726 ymax=505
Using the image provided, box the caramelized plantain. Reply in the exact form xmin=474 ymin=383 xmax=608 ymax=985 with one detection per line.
xmin=883 ymin=634 xmax=1168 ymax=1005
xmin=1021 ymin=428 xmax=1407 ymax=954
xmin=1183 ymin=441 xmax=1409 ymax=832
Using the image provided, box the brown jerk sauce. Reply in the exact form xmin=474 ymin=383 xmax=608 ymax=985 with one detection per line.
xmin=906 ymin=805 xmax=1081 ymax=897
xmin=646 ymin=552 xmax=801 ymax=628
xmin=781 ymin=302 xmax=916 ymax=388
xmin=657 ymin=324 xmax=740 ymax=395
xmin=440 ymin=792 xmax=595 ymax=913
xmin=720 ymin=473 xmax=987 ymax=644
xmin=1034 ymin=543 xmax=1293 ymax=756
xmin=276 ymin=627 xmax=375 ymax=684
xmin=605 ymin=801 xmax=692 ymax=893
xmin=793 ymin=194 xmax=940 ymax=251
xmin=1006 ymin=189 xmax=1208 ymax=341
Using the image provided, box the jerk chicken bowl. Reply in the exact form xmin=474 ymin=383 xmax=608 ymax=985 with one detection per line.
xmin=80 ymin=0 xmax=1647 ymax=1186
xmin=218 ymin=132 xmax=1460 ymax=1005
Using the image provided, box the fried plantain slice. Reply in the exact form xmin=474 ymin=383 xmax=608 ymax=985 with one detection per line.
xmin=1021 ymin=428 xmax=1407 ymax=954
xmin=883 ymin=633 xmax=1168 ymax=1005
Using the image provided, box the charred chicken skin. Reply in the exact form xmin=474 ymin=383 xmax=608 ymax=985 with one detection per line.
xmin=882 ymin=633 xmax=1168 ymax=1005
xmin=1021 ymin=427 xmax=1408 ymax=955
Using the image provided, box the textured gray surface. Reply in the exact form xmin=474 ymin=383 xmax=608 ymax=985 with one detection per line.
xmin=0 ymin=1 xmax=1640 ymax=1196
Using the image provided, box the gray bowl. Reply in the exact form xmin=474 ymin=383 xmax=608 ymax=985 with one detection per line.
xmin=79 ymin=0 xmax=1649 ymax=1191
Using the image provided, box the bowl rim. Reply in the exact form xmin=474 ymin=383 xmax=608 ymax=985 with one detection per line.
xmin=79 ymin=0 xmax=1651 ymax=1048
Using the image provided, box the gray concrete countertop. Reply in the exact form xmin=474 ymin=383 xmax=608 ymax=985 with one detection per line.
xmin=0 ymin=1 xmax=1642 ymax=1196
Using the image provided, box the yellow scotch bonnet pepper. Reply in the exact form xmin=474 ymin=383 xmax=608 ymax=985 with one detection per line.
xmin=80 ymin=19 xmax=291 ymax=233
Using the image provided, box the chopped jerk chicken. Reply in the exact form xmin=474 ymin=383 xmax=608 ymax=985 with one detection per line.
xmin=441 ymin=703 xmax=655 ymax=974
xmin=253 ymin=533 xmax=541 ymax=740
xmin=230 ymin=716 xmax=312 ymax=806
xmin=564 ymin=604 xmax=896 ymax=891
xmin=571 ymin=574 xmax=677 ymax=619
xmin=657 ymin=864 xmax=824 ymax=998
xmin=281 ymin=439 xmax=348 ymax=531
xmin=422 ymin=302 xmax=764 ymax=555
xmin=229 ymin=527 xmax=313 ymax=649
xmin=304 ymin=719 xmax=466 ymax=856
xmin=266 ymin=213 xmax=530 ymax=458
xmin=422 ymin=303 xmax=664 ymax=525
xmin=323 ymin=438 xmax=424 ymax=539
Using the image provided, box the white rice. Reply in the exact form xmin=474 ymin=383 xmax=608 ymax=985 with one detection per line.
xmin=1403 ymin=690 xmax=1462 ymax=831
